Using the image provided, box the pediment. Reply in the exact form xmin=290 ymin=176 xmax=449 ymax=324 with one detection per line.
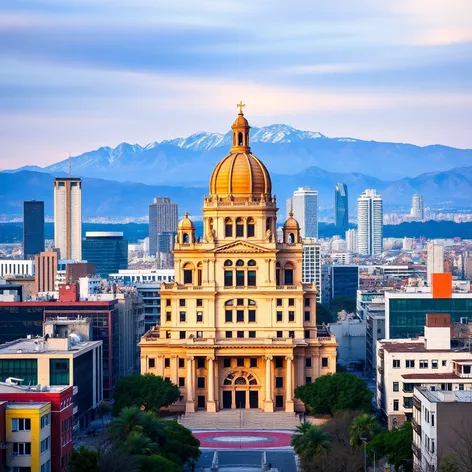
xmin=213 ymin=241 xmax=273 ymax=254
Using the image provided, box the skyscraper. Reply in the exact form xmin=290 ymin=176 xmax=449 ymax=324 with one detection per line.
xmin=410 ymin=193 xmax=424 ymax=220
xmin=302 ymin=239 xmax=322 ymax=303
xmin=149 ymin=197 xmax=178 ymax=257
xmin=335 ymin=183 xmax=349 ymax=232
xmin=345 ymin=228 xmax=358 ymax=253
xmin=427 ymin=241 xmax=444 ymax=286
xmin=286 ymin=187 xmax=318 ymax=239
xmin=357 ymin=189 xmax=383 ymax=256
xmin=23 ymin=200 xmax=45 ymax=258
xmin=54 ymin=178 xmax=82 ymax=260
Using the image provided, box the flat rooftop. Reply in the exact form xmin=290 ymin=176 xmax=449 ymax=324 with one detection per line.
xmin=7 ymin=402 xmax=50 ymax=409
xmin=380 ymin=341 xmax=470 ymax=354
xmin=417 ymin=388 xmax=472 ymax=403
xmin=0 ymin=338 xmax=100 ymax=355
xmin=0 ymin=382 xmax=71 ymax=393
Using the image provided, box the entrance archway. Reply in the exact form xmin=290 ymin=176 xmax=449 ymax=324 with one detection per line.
xmin=221 ymin=370 xmax=260 ymax=409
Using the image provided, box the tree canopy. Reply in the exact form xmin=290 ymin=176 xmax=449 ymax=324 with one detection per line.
xmin=291 ymin=422 xmax=332 ymax=462
xmin=113 ymin=374 xmax=180 ymax=416
xmin=295 ymin=373 xmax=373 ymax=415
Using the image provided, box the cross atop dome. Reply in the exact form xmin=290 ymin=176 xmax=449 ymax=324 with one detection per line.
xmin=237 ymin=101 xmax=245 ymax=114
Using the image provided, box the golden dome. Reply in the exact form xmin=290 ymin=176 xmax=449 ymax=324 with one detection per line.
xmin=209 ymin=104 xmax=272 ymax=196
xmin=177 ymin=211 xmax=195 ymax=231
xmin=283 ymin=211 xmax=300 ymax=230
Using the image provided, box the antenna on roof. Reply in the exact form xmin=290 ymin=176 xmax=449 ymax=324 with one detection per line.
xmin=68 ymin=152 xmax=72 ymax=177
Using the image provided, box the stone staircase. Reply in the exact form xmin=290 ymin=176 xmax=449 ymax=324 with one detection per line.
xmin=180 ymin=409 xmax=301 ymax=430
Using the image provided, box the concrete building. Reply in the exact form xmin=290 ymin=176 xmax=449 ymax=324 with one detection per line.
xmin=35 ymin=249 xmax=59 ymax=294
xmin=287 ymin=187 xmax=318 ymax=239
xmin=357 ymin=189 xmax=383 ymax=256
xmin=302 ymin=239 xmax=321 ymax=303
xmin=376 ymin=314 xmax=472 ymax=429
xmin=139 ymin=109 xmax=337 ymax=414
xmin=109 ymin=268 xmax=174 ymax=284
xmin=345 ymin=229 xmax=358 ymax=253
xmin=413 ymin=387 xmax=472 ymax=472
xmin=411 ymin=193 xmax=424 ymax=220
xmin=23 ymin=201 xmax=45 ymax=258
xmin=335 ymin=183 xmax=349 ymax=233
xmin=149 ymin=197 xmax=178 ymax=258
xmin=329 ymin=317 xmax=366 ymax=367
xmin=0 ymin=260 xmax=34 ymax=278
xmin=82 ymin=232 xmax=128 ymax=277
xmin=330 ymin=265 xmax=359 ymax=300
xmin=365 ymin=302 xmax=385 ymax=375
xmin=54 ymin=178 xmax=82 ymax=260
xmin=427 ymin=241 xmax=444 ymax=286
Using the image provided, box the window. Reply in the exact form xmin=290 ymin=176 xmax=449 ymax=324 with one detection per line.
xmin=285 ymin=269 xmax=294 ymax=285
xmin=178 ymin=377 xmax=185 ymax=387
xmin=442 ymin=360 xmax=447 ymax=367
xmin=432 ymin=359 xmax=438 ymax=369
xmin=197 ymin=312 xmax=203 ymax=322
xmin=441 ymin=383 xmax=452 ymax=391
xmin=237 ymin=358 xmax=244 ymax=367
xmin=403 ymin=397 xmax=413 ymax=409
xmin=224 ymin=260 xmax=233 ymax=267
xmin=225 ymin=218 xmax=233 ymax=237
xmin=224 ymin=359 xmax=231 ymax=368
xmin=275 ymin=377 xmax=284 ymax=388
xmin=275 ymin=395 xmax=284 ymax=408
xmin=304 ymin=330 xmax=310 ymax=338
xmin=196 ymin=299 xmax=203 ymax=307
xmin=237 ymin=298 xmax=244 ymax=305
xmin=431 ymin=413 xmax=435 ymax=426
xmin=40 ymin=437 xmax=50 ymax=454
xmin=321 ymin=357 xmax=329 ymax=368
xmin=237 ymin=331 xmax=244 ymax=338
xmin=288 ymin=298 xmax=295 ymax=306
xmin=248 ymin=299 xmax=256 ymax=305
xmin=11 ymin=418 xmax=31 ymax=432
xmin=248 ymin=310 xmax=256 ymax=322
xmin=276 ymin=311 xmax=283 ymax=322
xmin=224 ymin=271 xmax=233 ymax=287
xmin=276 ymin=331 xmax=283 ymax=338
xmin=248 ymin=271 xmax=256 ymax=286
xmin=406 ymin=360 xmax=415 ymax=368
xmin=276 ymin=299 xmax=282 ymax=306
xmin=305 ymin=358 xmax=312 ymax=368
xmin=236 ymin=260 xmax=244 ymax=267
xmin=197 ymin=377 xmax=205 ymax=389
xmin=431 ymin=439 xmax=435 ymax=454
xmin=304 ymin=311 xmax=310 ymax=322
xmin=247 ymin=219 xmax=255 ymax=237
xmin=12 ymin=442 xmax=31 ymax=456
xmin=41 ymin=460 xmax=51 ymax=472
xmin=225 ymin=310 xmax=233 ymax=322
xmin=179 ymin=299 xmax=186 ymax=307
xmin=164 ymin=358 xmax=170 ymax=368
xmin=236 ymin=218 xmax=244 ymax=237
xmin=197 ymin=358 xmax=205 ymax=368
xmin=248 ymin=331 xmax=256 ymax=338
xmin=225 ymin=331 xmax=232 ymax=338
xmin=166 ymin=312 xmax=171 ymax=322
xmin=166 ymin=299 xmax=171 ymax=306
xmin=50 ymin=359 xmax=70 ymax=385
xmin=179 ymin=331 xmax=186 ymax=339
xmin=306 ymin=377 xmax=312 ymax=384
xmin=393 ymin=359 xmax=400 ymax=368
xmin=304 ymin=298 xmax=310 ymax=307
xmin=180 ymin=312 xmax=186 ymax=322
xmin=403 ymin=383 xmax=414 ymax=393
xmin=179 ymin=358 xmax=185 ymax=368
xmin=289 ymin=331 xmax=295 ymax=338
xmin=183 ymin=270 xmax=192 ymax=284
xmin=289 ymin=311 xmax=295 ymax=322
xmin=393 ymin=382 xmax=399 ymax=392
xmin=0 ymin=359 xmax=38 ymax=385
xmin=419 ymin=360 xmax=428 ymax=369
xmin=250 ymin=358 xmax=257 ymax=368
xmin=148 ymin=358 xmax=155 ymax=369
xmin=459 ymin=384 xmax=465 ymax=391
xmin=237 ymin=310 xmax=244 ymax=322
xmin=236 ymin=270 xmax=245 ymax=287
xmin=275 ymin=357 xmax=284 ymax=368
xmin=393 ymin=400 xmax=399 ymax=411
xmin=166 ymin=331 xmax=171 ymax=339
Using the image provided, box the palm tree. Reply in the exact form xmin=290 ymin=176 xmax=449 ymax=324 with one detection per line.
xmin=109 ymin=407 xmax=145 ymax=440
xmin=139 ymin=410 xmax=167 ymax=447
xmin=349 ymin=414 xmax=380 ymax=447
xmin=291 ymin=422 xmax=332 ymax=461
xmin=122 ymin=431 xmax=158 ymax=456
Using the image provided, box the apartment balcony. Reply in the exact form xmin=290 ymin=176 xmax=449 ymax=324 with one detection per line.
xmin=412 ymin=418 xmax=422 ymax=436
xmin=378 ymin=364 xmax=384 ymax=375
xmin=412 ymin=443 xmax=422 ymax=460
xmin=413 ymin=396 xmax=422 ymax=411
xmin=378 ymin=349 xmax=384 ymax=359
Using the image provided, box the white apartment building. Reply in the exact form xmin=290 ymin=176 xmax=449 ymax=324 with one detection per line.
xmin=357 ymin=189 xmax=383 ymax=256
xmin=427 ymin=241 xmax=444 ymax=286
xmin=0 ymin=260 xmax=34 ymax=277
xmin=377 ymin=314 xmax=472 ymax=429
xmin=54 ymin=178 xmax=82 ymax=260
xmin=287 ymin=187 xmax=318 ymax=239
xmin=411 ymin=193 xmax=424 ymax=220
xmin=345 ymin=229 xmax=358 ymax=253
xmin=109 ymin=268 xmax=175 ymax=284
xmin=302 ymin=239 xmax=321 ymax=303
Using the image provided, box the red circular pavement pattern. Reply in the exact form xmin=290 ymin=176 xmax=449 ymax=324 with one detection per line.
xmin=194 ymin=431 xmax=293 ymax=449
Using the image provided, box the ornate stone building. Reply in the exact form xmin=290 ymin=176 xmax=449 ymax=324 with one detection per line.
xmin=139 ymin=106 xmax=337 ymax=413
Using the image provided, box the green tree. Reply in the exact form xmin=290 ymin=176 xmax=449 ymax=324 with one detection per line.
xmin=349 ymin=414 xmax=381 ymax=447
xmin=295 ymin=373 xmax=373 ymax=415
xmin=291 ymin=422 xmax=332 ymax=462
xmin=316 ymin=303 xmax=335 ymax=324
xmin=123 ymin=431 xmax=158 ymax=456
xmin=113 ymin=374 xmax=179 ymax=415
xmin=330 ymin=296 xmax=356 ymax=316
xmin=161 ymin=420 xmax=201 ymax=467
xmin=368 ymin=422 xmax=413 ymax=472
xmin=138 ymin=455 xmax=180 ymax=472
xmin=109 ymin=407 xmax=146 ymax=439
xmin=69 ymin=446 xmax=99 ymax=472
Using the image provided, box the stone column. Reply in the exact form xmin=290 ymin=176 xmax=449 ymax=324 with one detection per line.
xmin=264 ymin=356 xmax=274 ymax=412
xmin=285 ymin=355 xmax=294 ymax=412
xmin=157 ymin=355 xmax=165 ymax=377
xmin=207 ymin=355 xmax=216 ymax=412
xmin=186 ymin=356 xmax=195 ymax=413
xmin=171 ymin=355 xmax=178 ymax=384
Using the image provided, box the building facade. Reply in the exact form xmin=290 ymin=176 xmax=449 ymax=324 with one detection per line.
xmin=357 ymin=189 xmax=383 ymax=256
xmin=335 ymin=183 xmax=348 ymax=233
xmin=345 ymin=229 xmax=358 ymax=254
xmin=82 ymin=232 xmax=128 ymax=277
xmin=410 ymin=193 xmax=424 ymax=220
xmin=301 ymin=239 xmax=321 ymax=303
xmin=139 ymin=109 xmax=337 ymax=413
xmin=23 ymin=201 xmax=45 ymax=259
xmin=149 ymin=197 xmax=178 ymax=258
xmin=287 ymin=187 xmax=318 ymax=239
xmin=0 ymin=260 xmax=34 ymax=278
xmin=35 ymin=250 xmax=59 ymax=294
xmin=330 ymin=265 xmax=359 ymax=300
xmin=427 ymin=242 xmax=444 ymax=286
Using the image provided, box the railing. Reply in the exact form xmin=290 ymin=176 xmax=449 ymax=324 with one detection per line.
xmin=412 ymin=443 xmax=422 ymax=460
xmin=378 ymin=364 xmax=384 ymax=375
xmin=413 ymin=396 xmax=421 ymax=411
xmin=412 ymin=418 xmax=422 ymax=436
xmin=276 ymin=285 xmax=298 ymax=290
xmin=378 ymin=349 xmax=384 ymax=359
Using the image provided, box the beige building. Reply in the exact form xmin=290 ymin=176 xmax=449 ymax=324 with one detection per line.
xmin=139 ymin=107 xmax=337 ymax=413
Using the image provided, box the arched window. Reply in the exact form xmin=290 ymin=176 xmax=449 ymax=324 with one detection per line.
xmin=225 ymin=218 xmax=233 ymax=238
xmin=247 ymin=218 xmax=255 ymax=237
xmin=248 ymin=299 xmax=256 ymax=306
xmin=183 ymin=263 xmax=193 ymax=284
xmin=225 ymin=300 xmax=234 ymax=306
xmin=197 ymin=262 xmax=203 ymax=286
xmin=238 ymin=132 xmax=243 ymax=146
xmin=183 ymin=233 xmax=189 ymax=244
xmin=236 ymin=260 xmax=244 ymax=266
xmin=236 ymin=217 xmax=244 ymax=237
xmin=248 ymin=259 xmax=256 ymax=266
xmin=284 ymin=262 xmax=294 ymax=285
xmin=288 ymin=232 xmax=295 ymax=244
xmin=224 ymin=260 xmax=233 ymax=266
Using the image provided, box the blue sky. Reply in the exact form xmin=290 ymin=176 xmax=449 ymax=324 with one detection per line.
xmin=0 ymin=0 xmax=471 ymax=169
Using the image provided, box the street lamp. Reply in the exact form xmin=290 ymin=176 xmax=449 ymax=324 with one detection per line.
xmin=360 ymin=437 xmax=368 ymax=472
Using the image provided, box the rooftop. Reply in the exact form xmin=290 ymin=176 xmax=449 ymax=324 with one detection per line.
xmin=416 ymin=387 xmax=472 ymax=403
xmin=0 ymin=338 xmax=101 ymax=355
xmin=402 ymin=373 xmax=462 ymax=380
xmin=380 ymin=341 xmax=470 ymax=354
xmin=0 ymin=382 xmax=71 ymax=393
xmin=7 ymin=402 xmax=50 ymax=410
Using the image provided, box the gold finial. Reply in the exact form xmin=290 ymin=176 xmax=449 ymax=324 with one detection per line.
xmin=184 ymin=210 xmax=189 ymax=218
xmin=237 ymin=101 xmax=245 ymax=114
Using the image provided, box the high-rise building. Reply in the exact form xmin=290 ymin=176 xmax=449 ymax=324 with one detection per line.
xmin=410 ymin=193 xmax=424 ymax=220
xmin=139 ymin=108 xmax=336 ymax=414
xmin=23 ymin=201 xmax=45 ymax=258
xmin=302 ymin=239 xmax=322 ymax=303
xmin=82 ymin=232 xmax=128 ymax=277
xmin=335 ymin=183 xmax=348 ymax=232
xmin=286 ymin=187 xmax=318 ymax=239
xmin=35 ymin=249 xmax=59 ymax=293
xmin=149 ymin=198 xmax=178 ymax=257
xmin=345 ymin=228 xmax=358 ymax=253
xmin=54 ymin=178 xmax=82 ymax=260
xmin=427 ymin=241 xmax=444 ymax=286
xmin=357 ymin=189 xmax=383 ymax=256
